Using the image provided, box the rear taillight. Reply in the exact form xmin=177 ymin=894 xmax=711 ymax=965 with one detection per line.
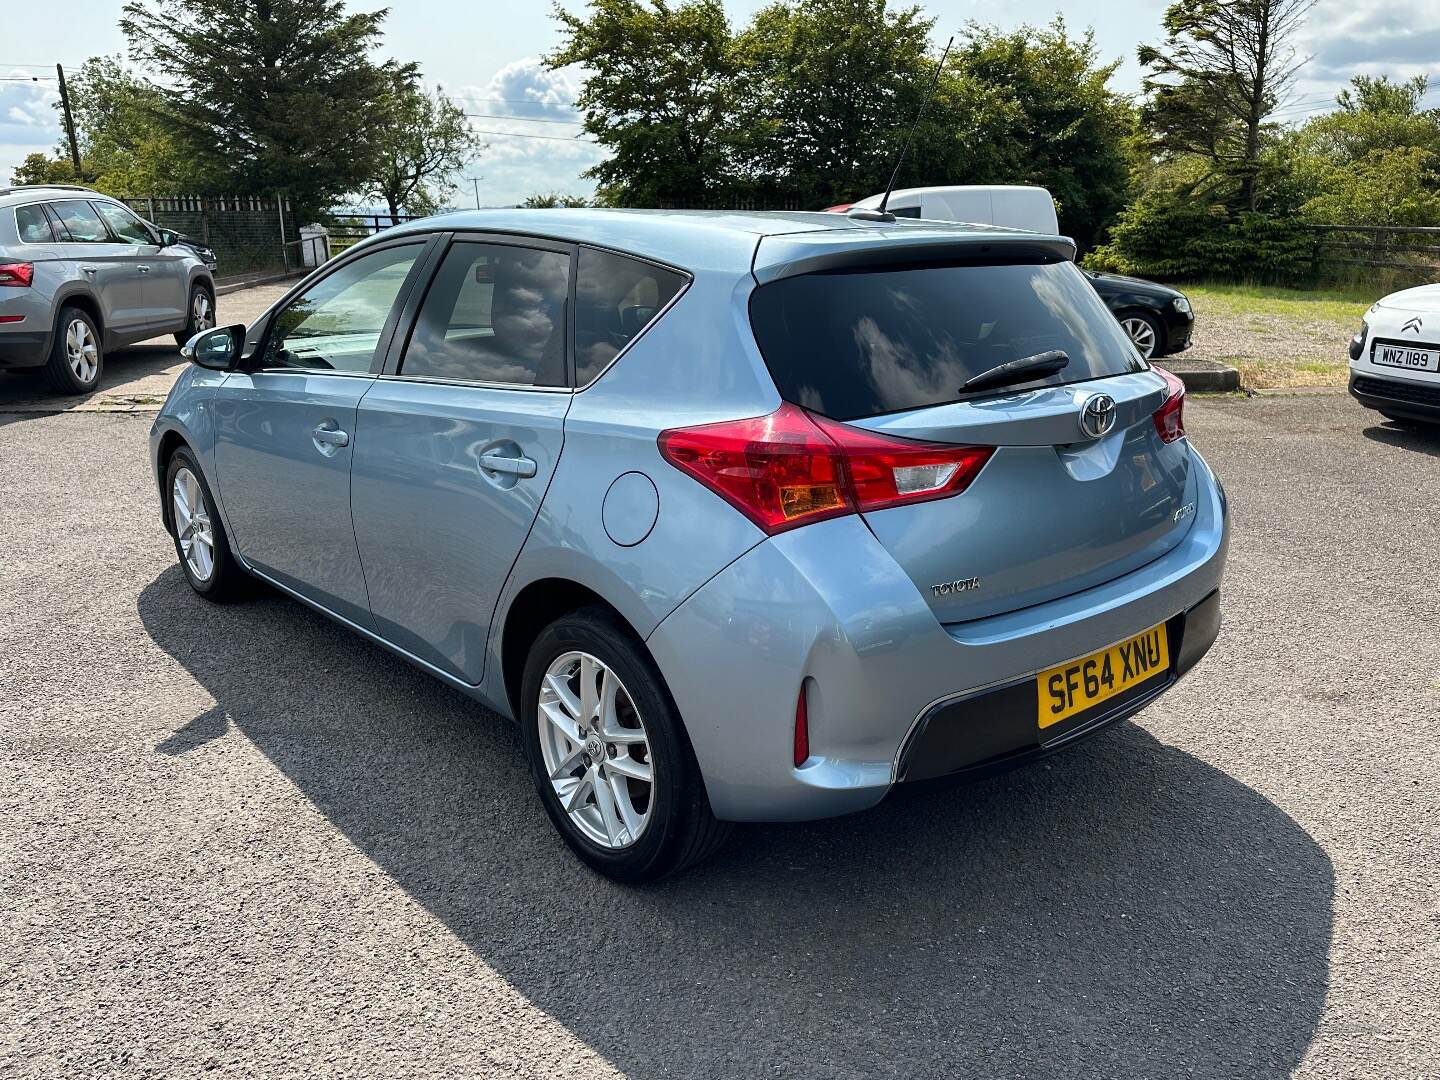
xmin=658 ymin=402 xmax=994 ymax=535
xmin=1152 ymin=366 xmax=1186 ymax=444
xmin=0 ymin=263 xmax=34 ymax=288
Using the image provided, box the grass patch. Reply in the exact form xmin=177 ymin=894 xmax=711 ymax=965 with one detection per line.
xmin=1232 ymin=358 xmax=1348 ymax=389
xmin=1184 ymin=281 xmax=1372 ymax=324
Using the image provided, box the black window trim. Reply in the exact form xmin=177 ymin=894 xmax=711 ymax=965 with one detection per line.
xmin=247 ymin=232 xmax=440 ymax=378
xmin=379 ymin=230 xmax=578 ymax=394
xmin=11 ymin=201 xmax=59 ymax=244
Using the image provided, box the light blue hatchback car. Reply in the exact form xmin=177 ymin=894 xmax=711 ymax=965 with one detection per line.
xmin=151 ymin=209 xmax=1228 ymax=881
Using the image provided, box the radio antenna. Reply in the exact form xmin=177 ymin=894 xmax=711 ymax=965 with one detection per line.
xmin=848 ymin=36 xmax=954 ymax=223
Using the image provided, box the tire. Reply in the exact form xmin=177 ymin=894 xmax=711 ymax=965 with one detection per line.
xmin=1118 ymin=310 xmax=1164 ymax=360
xmin=164 ymin=447 xmax=248 ymax=601
xmin=520 ymin=607 xmax=731 ymax=883
xmin=174 ymin=283 xmax=216 ymax=346
xmin=43 ymin=305 xmax=103 ymax=395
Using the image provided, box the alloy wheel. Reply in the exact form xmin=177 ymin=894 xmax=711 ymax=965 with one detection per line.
xmin=65 ymin=319 xmax=99 ymax=384
xmin=172 ymin=467 xmax=216 ymax=582
xmin=1121 ymin=316 xmax=1157 ymax=359
xmin=193 ymin=291 xmax=214 ymax=333
xmin=537 ymin=651 xmax=654 ymax=849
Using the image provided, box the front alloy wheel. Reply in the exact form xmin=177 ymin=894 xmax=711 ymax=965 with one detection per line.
xmin=171 ymin=466 xmax=216 ymax=583
xmin=538 ymin=651 xmax=654 ymax=849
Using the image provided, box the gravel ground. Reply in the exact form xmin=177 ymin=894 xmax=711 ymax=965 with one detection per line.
xmin=1182 ymin=298 xmax=1355 ymax=389
xmin=1 ymin=397 xmax=1437 ymax=1078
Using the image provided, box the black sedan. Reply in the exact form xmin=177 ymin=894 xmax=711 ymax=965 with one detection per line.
xmin=1084 ymin=270 xmax=1194 ymax=360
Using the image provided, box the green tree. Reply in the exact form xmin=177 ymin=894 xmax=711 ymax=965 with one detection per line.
xmin=521 ymin=192 xmax=591 ymax=207
xmin=361 ymin=74 xmax=482 ymax=223
xmin=945 ymin=20 xmax=1134 ymax=250
xmin=9 ymin=56 xmax=214 ymax=195
xmin=548 ymin=0 xmax=742 ymax=206
xmin=733 ymin=0 xmax=936 ymax=206
xmin=10 ymin=153 xmax=79 ymax=187
xmin=1138 ymin=0 xmax=1316 ymax=210
xmin=120 ymin=0 xmax=410 ymax=219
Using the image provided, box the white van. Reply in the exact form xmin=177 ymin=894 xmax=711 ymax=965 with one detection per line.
xmin=839 ymin=185 xmax=1060 ymax=234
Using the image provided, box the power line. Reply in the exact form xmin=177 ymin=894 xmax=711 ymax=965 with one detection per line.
xmin=464 ymin=111 xmax=582 ymax=125
xmin=470 ymin=127 xmax=599 ymax=143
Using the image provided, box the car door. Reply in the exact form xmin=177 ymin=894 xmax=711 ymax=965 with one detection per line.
xmin=350 ymin=236 xmax=573 ymax=684
xmin=47 ymin=200 xmax=149 ymax=338
xmin=212 ymin=238 xmax=430 ymax=627
xmin=93 ymin=201 xmax=185 ymax=331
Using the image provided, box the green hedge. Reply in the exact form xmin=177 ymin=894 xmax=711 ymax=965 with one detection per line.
xmin=1084 ymin=196 xmax=1317 ymax=283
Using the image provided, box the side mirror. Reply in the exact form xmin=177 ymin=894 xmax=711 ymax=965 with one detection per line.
xmin=159 ymin=228 xmax=179 ymax=247
xmin=182 ymin=324 xmax=245 ymax=371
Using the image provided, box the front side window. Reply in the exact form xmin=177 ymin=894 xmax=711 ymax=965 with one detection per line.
xmin=400 ymin=241 xmax=571 ymax=386
xmin=49 ymin=200 xmax=110 ymax=243
xmin=15 ymin=204 xmax=54 ymax=243
xmin=574 ymin=247 xmax=686 ymax=385
xmin=93 ymin=202 xmax=154 ymax=245
xmin=749 ymin=258 xmax=1146 ymax=421
xmin=263 ymin=244 xmax=421 ymax=373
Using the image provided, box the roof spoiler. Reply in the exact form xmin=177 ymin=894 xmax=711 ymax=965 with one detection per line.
xmin=752 ymin=231 xmax=1078 ymax=284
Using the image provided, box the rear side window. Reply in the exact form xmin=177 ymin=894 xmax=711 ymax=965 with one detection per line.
xmin=49 ymin=200 xmax=110 ymax=243
xmin=400 ymin=241 xmax=571 ymax=386
xmin=749 ymin=259 xmax=1145 ymax=420
xmin=15 ymin=204 xmax=54 ymax=243
xmin=574 ymin=247 xmax=686 ymax=384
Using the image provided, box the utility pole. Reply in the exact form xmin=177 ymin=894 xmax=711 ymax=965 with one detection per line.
xmin=464 ymin=176 xmax=481 ymax=209
xmin=56 ymin=64 xmax=82 ymax=179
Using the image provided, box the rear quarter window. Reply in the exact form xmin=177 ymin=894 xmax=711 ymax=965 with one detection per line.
xmin=14 ymin=204 xmax=55 ymax=243
xmin=574 ymin=247 xmax=686 ymax=385
xmin=749 ymin=258 xmax=1145 ymax=421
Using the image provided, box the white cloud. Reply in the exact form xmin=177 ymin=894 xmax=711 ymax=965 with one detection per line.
xmin=444 ymin=57 xmax=610 ymax=206
xmin=0 ymin=73 xmax=62 ymax=180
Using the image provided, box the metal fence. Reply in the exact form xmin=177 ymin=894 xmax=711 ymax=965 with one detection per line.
xmin=1304 ymin=224 xmax=1440 ymax=277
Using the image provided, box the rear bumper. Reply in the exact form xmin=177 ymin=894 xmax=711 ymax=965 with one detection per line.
xmin=647 ymin=443 xmax=1229 ymax=822
xmin=897 ymin=589 xmax=1220 ymax=784
xmin=1349 ymin=371 xmax=1440 ymax=423
xmin=0 ymin=330 xmax=50 ymax=369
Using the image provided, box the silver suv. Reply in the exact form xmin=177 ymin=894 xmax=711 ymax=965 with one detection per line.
xmin=0 ymin=185 xmax=217 ymax=394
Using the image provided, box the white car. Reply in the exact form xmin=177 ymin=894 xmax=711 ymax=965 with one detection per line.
xmin=1349 ymin=284 xmax=1440 ymax=426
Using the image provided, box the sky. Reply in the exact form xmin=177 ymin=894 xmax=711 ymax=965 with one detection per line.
xmin=3 ymin=0 xmax=1439 ymax=208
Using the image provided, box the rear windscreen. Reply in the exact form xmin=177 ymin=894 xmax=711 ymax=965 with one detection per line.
xmin=749 ymin=258 xmax=1146 ymax=420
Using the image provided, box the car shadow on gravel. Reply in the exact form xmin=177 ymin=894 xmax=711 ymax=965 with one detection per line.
xmin=139 ymin=567 xmax=1333 ymax=1080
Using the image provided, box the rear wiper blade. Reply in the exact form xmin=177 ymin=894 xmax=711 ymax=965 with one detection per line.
xmin=959 ymin=350 xmax=1069 ymax=394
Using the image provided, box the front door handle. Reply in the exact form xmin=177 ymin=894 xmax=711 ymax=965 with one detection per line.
xmin=136 ymin=264 xmax=151 ymax=273
xmin=479 ymin=452 xmax=537 ymax=478
xmin=312 ymin=425 xmax=349 ymax=447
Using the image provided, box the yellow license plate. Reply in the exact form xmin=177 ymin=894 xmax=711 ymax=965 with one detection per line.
xmin=1037 ymin=623 xmax=1170 ymax=729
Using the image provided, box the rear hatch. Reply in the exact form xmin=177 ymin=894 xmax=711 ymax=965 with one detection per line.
xmin=748 ymin=251 xmax=1195 ymax=624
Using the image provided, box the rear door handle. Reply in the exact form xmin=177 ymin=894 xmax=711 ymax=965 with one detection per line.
xmin=80 ymin=265 xmax=98 ymax=275
xmin=479 ymin=452 xmax=537 ymax=478
xmin=312 ymin=425 xmax=349 ymax=447
xmin=136 ymin=264 xmax=151 ymax=273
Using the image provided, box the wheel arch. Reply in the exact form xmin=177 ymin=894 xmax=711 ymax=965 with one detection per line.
xmin=53 ymin=287 xmax=104 ymax=340
xmin=498 ymin=577 xmax=652 ymax=722
xmin=155 ymin=428 xmax=195 ymax=535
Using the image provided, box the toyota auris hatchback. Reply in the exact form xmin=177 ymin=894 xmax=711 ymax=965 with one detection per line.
xmin=1349 ymin=283 xmax=1440 ymax=427
xmin=151 ymin=209 xmax=1228 ymax=881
